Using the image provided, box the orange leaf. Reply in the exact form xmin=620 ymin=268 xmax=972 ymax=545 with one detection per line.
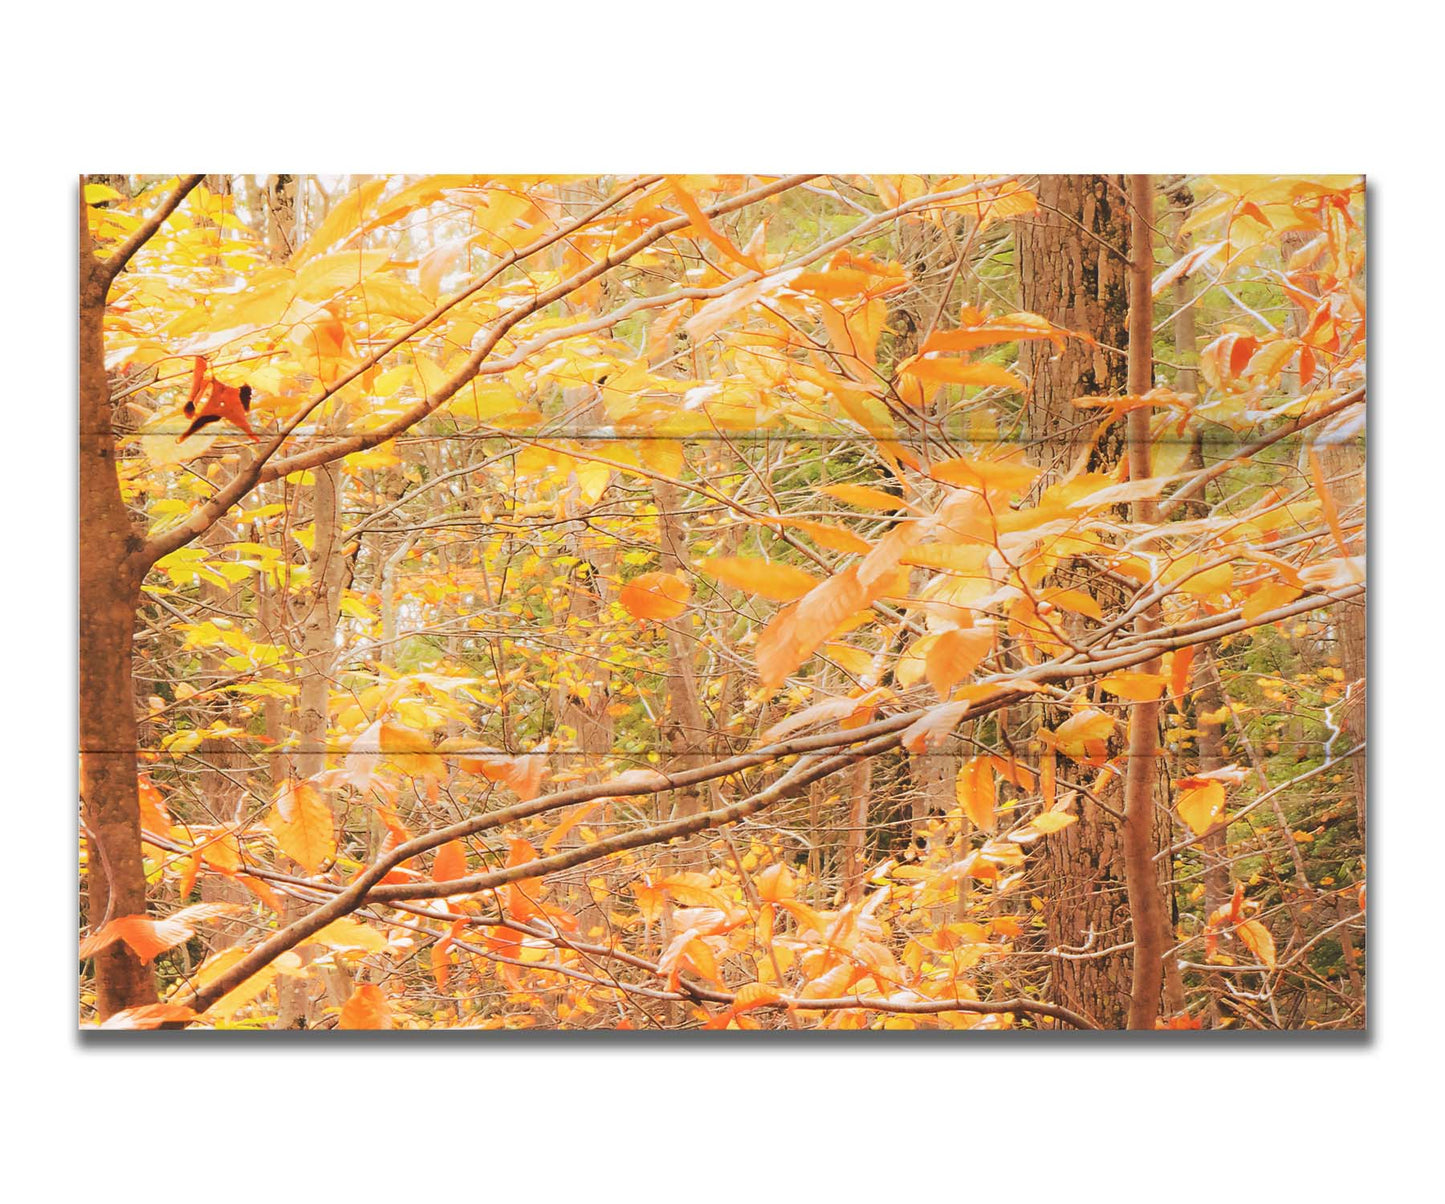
xmin=988 ymin=755 xmax=1036 ymax=792
xmin=820 ymin=483 xmax=904 ymax=511
xmin=137 ymin=774 xmax=172 ymax=833
xmin=901 ymin=357 xmax=1024 ymax=391
xmin=763 ymin=695 xmax=865 ymax=742
xmin=80 ymin=903 xmax=238 ymax=964
xmin=1242 ymin=581 xmax=1304 ymax=624
xmin=732 ymin=982 xmax=783 ymax=1012
xmin=777 ymin=518 xmax=872 ymax=555
xmin=504 ymin=838 xmax=544 ymax=922
xmin=1051 ymin=709 xmax=1116 ymax=761
xmin=1236 ymin=918 xmax=1277 ymax=970
xmin=432 ymin=839 xmax=469 ymax=884
xmin=80 ymin=915 xmax=190 ymax=964
xmin=920 ymin=315 xmax=1066 ymax=353
xmin=756 ymin=566 xmax=870 ymax=689
xmin=1170 ymin=645 xmax=1196 ymax=701
xmin=1098 ymin=672 xmax=1168 ymax=702
xmin=619 ymin=570 xmax=691 ymax=621
xmin=543 ymin=800 xmax=601 ymax=854
xmin=456 ymin=749 xmax=548 ymax=800
xmin=177 ymin=847 xmax=202 ymax=900
xmin=925 ymin=626 xmax=993 ymax=699
xmin=955 ymin=757 xmax=997 ymax=831
xmin=754 ymin=863 xmax=796 ymax=903
xmin=199 ymin=832 xmax=241 ymax=875
xmin=699 ymin=556 xmax=820 ymax=602
xmin=667 ymin=178 xmax=760 ymax=274
xmin=929 ymin=454 xmax=1040 ymax=495
xmin=338 ymin=983 xmax=394 ymax=1030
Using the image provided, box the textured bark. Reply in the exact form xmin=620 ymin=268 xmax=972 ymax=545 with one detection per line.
xmin=269 ymin=179 xmax=354 ymax=1027
xmin=1020 ymin=176 xmax=1173 ymax=1027
xmin=1017 ymin=174 xmax=1132 ymax=479
xmin=196 ymin=516 xmax=251 ymax=948
xmin=256 ymin=175 xmax=299 ymax=788
xmin=887 ymin=214 xmax=956 ymax=360
xmin=1194 ymin=657 xmax=1230 ymax=1026
xmin=652 ymin=481 xmax=707 ymax=791
xmin=276 ymin=461 xmax=350 ymax=1027
xmin=841 ymin=760 xmax=873 ymax=903
xmin=79 ymin=187 xmax=155 ymax=1017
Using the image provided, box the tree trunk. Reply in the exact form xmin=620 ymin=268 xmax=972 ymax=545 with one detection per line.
xmin=1119 ymin=173 xmax=1170 ymax=1030
xmin=79 ymin=189 xmax=154 ymax=1018
xmin=1019 ymin=175 xmax=1132 ymax=1026
xmin=276 ymin=461 xmax=351 ymax=1028
xmin=1017 ymin=175 xmax=1175 ymax=1027
xmin=652 ymin=478 xmax=709 ymax=850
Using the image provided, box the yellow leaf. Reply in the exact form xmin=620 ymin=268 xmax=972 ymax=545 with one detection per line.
xmin=542 ymin=801 xmax=601 ymax=855
xmin=294 ymin=179 xmax=389 ymax=262
xmin=189 ymin=947 xmax=277 ymax=1020
xmin=699 ymin=557 xmax=820 ymax=602
xmin=310 ymin=918 xmax=387 ymax=955
xmin=1175 ymin=780 xmax=1226 ymax=835
xmin=339 ymin=596 xmax=378 ymax=622
xmin=821 ymin=483 xmax=903 ymax=510
xmin=265 ymin=782 xmax=335 ymax=873
xmin=379 ymin=723 xmax=446 ymax=780
xmin=656 ymin=872 xmax=727 ymax=909
xmin=955 ymin=757 xmax=997 ymax=831
xmin=732 ymin=983 xmax=783 ymax=1012
xmin=1236 ymin=918 xmax=1277 ymax=970
xmin=1162 ymin=555 xmax=1234 ymax=600
xmin=1242 ymin=582 xmax=1304 ymax=624
xmin=930 ymin=455 xmax=1040 ymax=495
xmin=780 ymin=519 xmax=872 ymax=555
xmin=1051 ymin=709 xmax=1116 ymax=760
xmin=295 ymin=250 xmax=392 ymax=302
xmin=1098 ymin=672 xmax=1168 ymax=702
xmin=1043 ymin=588 xmax=1103 ymax=621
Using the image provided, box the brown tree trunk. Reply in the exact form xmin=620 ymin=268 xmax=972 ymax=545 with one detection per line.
xmin=79 ymin=189 xmax=155 ymax=1018
xmin=1119 ymin=173 xmax=1171 ymax=1030
xmin=276 ymin=461 xmax=351 ymax=1028
xmin=1017 ymin=174 xmax=1133 ymax=478
xmin=1019 ymin=175 xmax=1138 ymax=1027
xmin=652 ymin=478 xmax=709 ymax=843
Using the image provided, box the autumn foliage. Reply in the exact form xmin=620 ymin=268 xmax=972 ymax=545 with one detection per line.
xmin=79 ymin=173 xmax=1365 ymax=1031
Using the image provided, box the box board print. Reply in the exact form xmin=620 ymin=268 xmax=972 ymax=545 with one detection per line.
xmin=79 ymin=174 xmax=1365 ymax=1031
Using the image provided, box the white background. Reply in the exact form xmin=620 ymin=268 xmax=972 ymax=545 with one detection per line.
xmin=5 ymin=2 xmax=1436 ymax=1199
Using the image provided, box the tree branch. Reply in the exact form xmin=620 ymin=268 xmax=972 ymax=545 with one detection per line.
xmin=158 ymin=576 xmax=1362 ymax=1021
xmin=92 ymin=174 xmax=205 ymax=292
xmin=141 ymin=174 xmax=815 ymax=567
